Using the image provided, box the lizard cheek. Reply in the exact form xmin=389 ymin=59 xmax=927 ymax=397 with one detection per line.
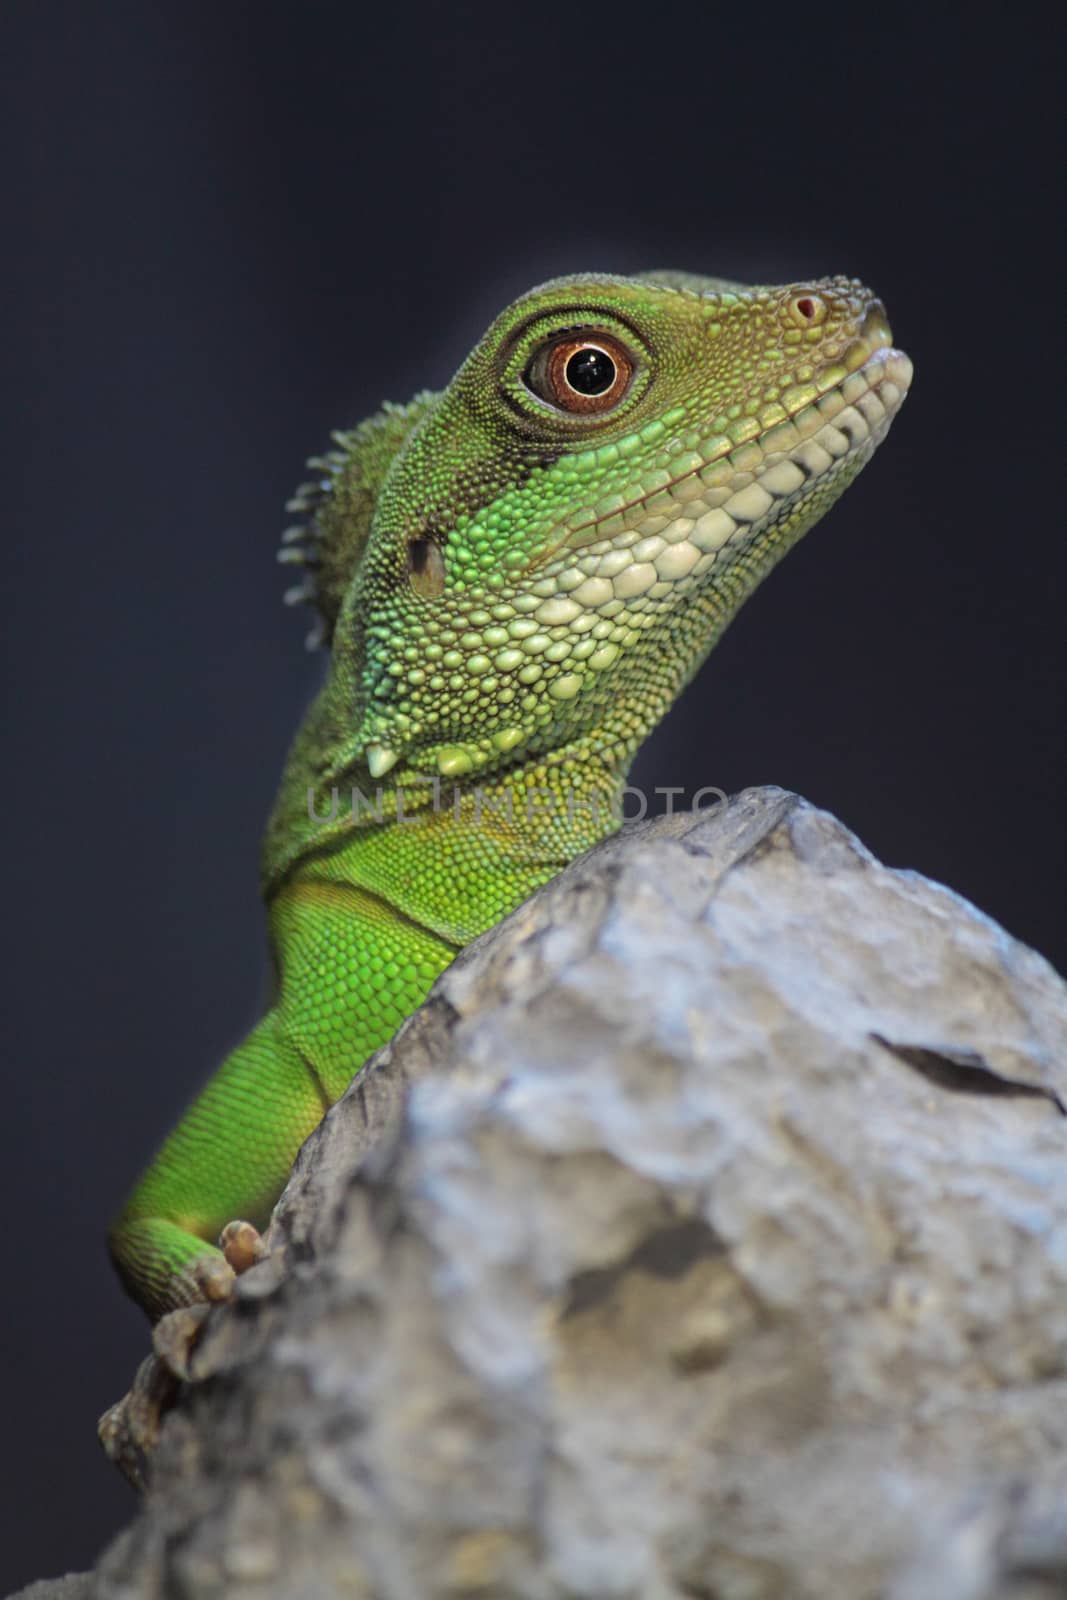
xmin=407 ymin=537 xmax=446 ymax=600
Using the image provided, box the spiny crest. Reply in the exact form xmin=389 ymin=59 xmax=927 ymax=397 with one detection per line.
xmin=277 ymin=393 xmax=436 ymax=649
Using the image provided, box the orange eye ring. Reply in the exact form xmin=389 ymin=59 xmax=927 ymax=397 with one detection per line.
xmin=525 ymin=332 xmax=634 ymax=415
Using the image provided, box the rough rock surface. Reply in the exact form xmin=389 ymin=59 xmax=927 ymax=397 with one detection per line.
xmin=7 ymin=1580 xmax=95 ymax=1600
xmin=62 ymin=791 xmax=1067 ymax=1596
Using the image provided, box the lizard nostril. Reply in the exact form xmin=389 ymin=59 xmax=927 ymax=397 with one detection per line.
xmin=788 ymin=293 xmax=826 ymax=327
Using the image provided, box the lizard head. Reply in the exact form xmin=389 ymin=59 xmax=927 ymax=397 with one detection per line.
xmin=285 ymin=270 xmax=912 ymax=790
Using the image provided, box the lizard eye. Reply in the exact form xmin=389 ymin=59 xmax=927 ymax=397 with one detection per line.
xmin=524 ymin=332 xmax=634 ymax=415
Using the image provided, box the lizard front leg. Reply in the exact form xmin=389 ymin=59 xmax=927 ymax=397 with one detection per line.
xmin=107 ymin=1009 xmax=328 ymax=1321
xmin=99 ymin=1010 xmax=329 ymax=1480
xmin=101 ymin=883 xmax=456 ymax=1479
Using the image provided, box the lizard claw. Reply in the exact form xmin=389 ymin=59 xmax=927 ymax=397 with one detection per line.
xmin=218 ymin=1218 xmax=268 ymax=1276
xmin=185 ymin=1248 xmax=236 ymax=1304
xmin=98 ymin=1353 xmax=180 ymax=1490
xmin=152 ymin=1302 xmax=214 ymax=1381
xmin=98 ymin=1304 xmax=215 ymax=1487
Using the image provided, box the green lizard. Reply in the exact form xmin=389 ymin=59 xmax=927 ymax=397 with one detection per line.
xmin=109 ymin=269 xmax=911 ymax=1323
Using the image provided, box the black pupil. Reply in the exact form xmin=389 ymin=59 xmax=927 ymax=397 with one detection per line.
xmin=565 ymin=346 xmax=616 ymax=396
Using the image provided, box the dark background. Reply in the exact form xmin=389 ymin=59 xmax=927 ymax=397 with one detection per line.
xmin=2 ymin=2 xmax=1062 ymax=1589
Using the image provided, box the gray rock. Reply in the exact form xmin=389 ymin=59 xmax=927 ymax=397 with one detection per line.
xmin=6 ymin=1579 xmax=95 ymax=1600
xmin=87 ymin=788 xmax=1067 ymax=1599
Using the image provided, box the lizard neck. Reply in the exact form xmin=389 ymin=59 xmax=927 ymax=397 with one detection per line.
xmin=271 ymin=733 xmax=635 ymax=946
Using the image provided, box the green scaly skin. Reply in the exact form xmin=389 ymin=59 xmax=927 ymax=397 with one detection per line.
xmin=110 ymin=270 xmax=912 ymax=1319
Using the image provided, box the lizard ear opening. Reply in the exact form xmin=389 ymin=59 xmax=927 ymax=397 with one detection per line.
xmin=407 ymin=537 xmax=446 ymax=599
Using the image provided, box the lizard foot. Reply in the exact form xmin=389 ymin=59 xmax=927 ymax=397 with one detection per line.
xmin=99 ymin=1223 xmax=269 ymax=1488
xmin=98 ymin=1351 xmax=180 ymax=1490
xmin=162 ymin=1217 xmax=269 ymax=1315
xmin=97 ymin=1304 xmax=214 ymax=1487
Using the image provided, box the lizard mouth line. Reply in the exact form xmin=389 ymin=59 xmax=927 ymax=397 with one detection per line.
xmin=527 ymin=344 xmax=913 ymax=579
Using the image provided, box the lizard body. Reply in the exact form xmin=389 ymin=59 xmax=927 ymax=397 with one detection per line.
xmin=110 ymin=270 xmax=911 ymax=1319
